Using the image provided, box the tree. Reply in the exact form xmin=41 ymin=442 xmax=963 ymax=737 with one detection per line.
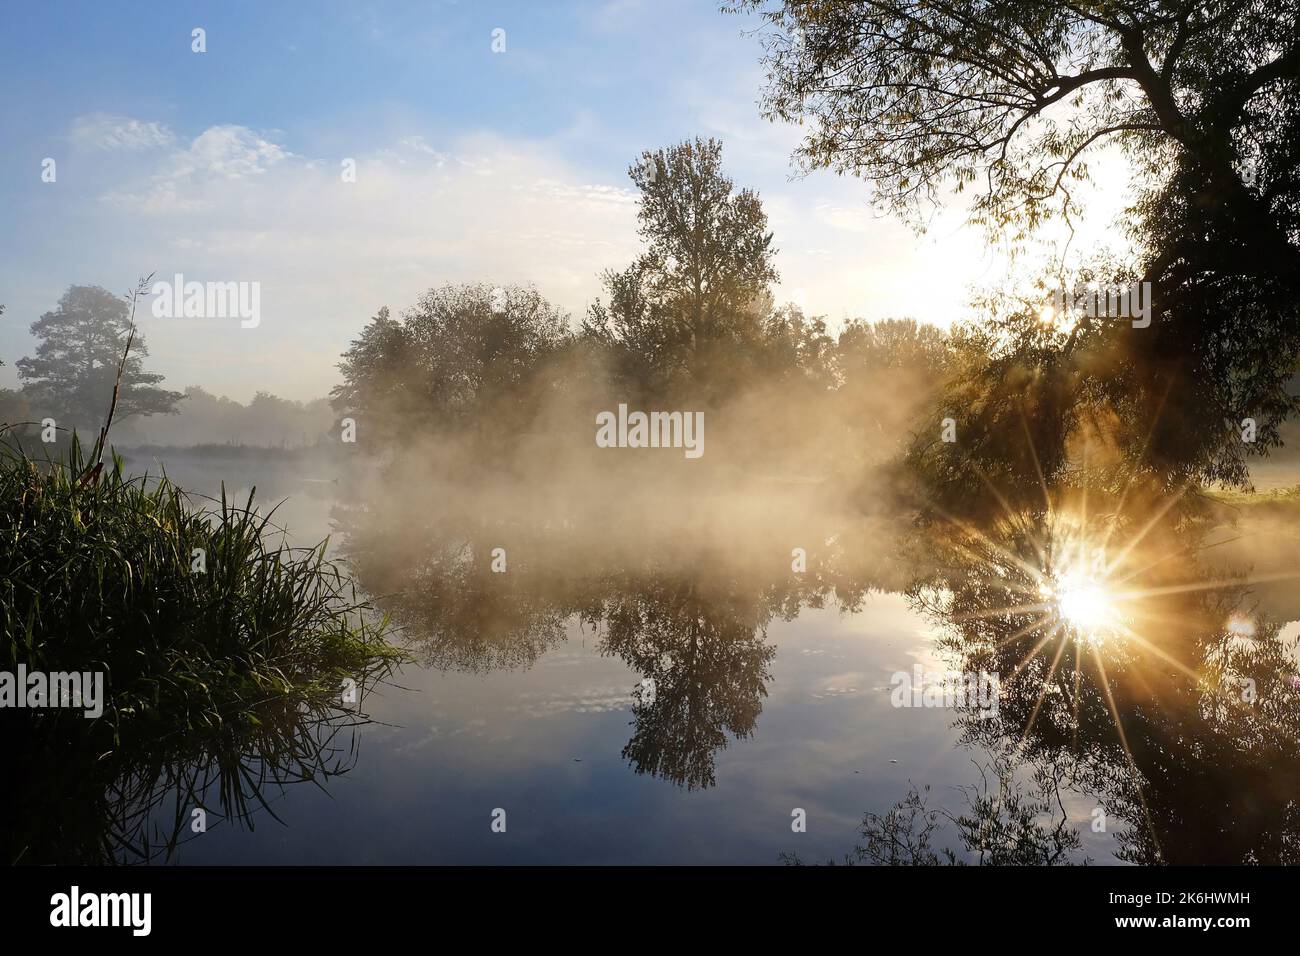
xmin=731 ymin=0 xmax=1297 ymax=259
xmin=330 ymin=306 xmax=415 ymax=434
xmin=1110 ymin=146 xmax=1300 ymax=487
xmin=584 ymin=137 xmax=780 ymax=396
xmin=835 ymin=317 xmax=949 ymax=379
xmin=731 ymin=0 xmax=1300 ymax=487
xmin=332 ymin=284 xmax=572 ymax=443
xmin=16 ymin=285 xmax=182 ymax=432
xmin=0 ymin=390 xmax=30 ymax=431
xmin=757 ymin=302 xmax=837 ymax=389
xmin=835 ymin=317 xmax=953 ymax=459
xmin=0 ymin=306 xmax=15 ymax=427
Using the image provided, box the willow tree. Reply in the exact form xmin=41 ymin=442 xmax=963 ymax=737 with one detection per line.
xmin=729 ymin=0 xmax=1300 ymax=487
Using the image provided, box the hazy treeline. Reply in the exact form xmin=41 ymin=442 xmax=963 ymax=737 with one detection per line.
xmin=330 ymin=138 xmax=951 ymax=483
xmin=1 ymin=286 xmax=334 ymax=450
xmin=0 ymin=382 xmax=335 ymax=450
xmin=113 ymin=386 xmax=335 ymax=448
xmin=327 ymin=138 xmax=961 ymax=633
xmin=2 ymin=141 xmax=947 ymax=463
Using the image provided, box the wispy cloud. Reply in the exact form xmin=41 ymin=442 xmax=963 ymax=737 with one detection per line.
xmin=70 ymin=113 xmax=175 ymax=151
xmin=45 ymin=120 xmax=645 ymax=399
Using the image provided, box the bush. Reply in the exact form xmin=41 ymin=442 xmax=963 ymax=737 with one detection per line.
xmin=0 ymin=436 xmax=401 ymax=745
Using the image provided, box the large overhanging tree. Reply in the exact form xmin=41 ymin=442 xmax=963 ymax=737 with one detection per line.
xmin=728 ymin=0 xmax=1300 ymax=487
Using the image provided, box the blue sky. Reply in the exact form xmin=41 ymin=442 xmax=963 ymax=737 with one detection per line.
xmin=0 ymin=0 xmax=1086 ymax=401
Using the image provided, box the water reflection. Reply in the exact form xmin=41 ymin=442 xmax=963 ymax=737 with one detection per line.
xmin=4 ymin=682 xmax=383 ymax=864
xmin=335 ymin=462 xmax=905 ymax=793
xmin=590 ymin=573 xmax=775 ymax=790
xmin=889 ymin=483 xmax=1300 ymax=864
xmin=339 ymin=471 xmax=1300 ymax=863
xmin=17 ymin=449 xmax=1300 ymax=864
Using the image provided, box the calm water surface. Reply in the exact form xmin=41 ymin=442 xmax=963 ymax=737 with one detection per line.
xmin=109 ymin=452 xmax=1300 ymax=865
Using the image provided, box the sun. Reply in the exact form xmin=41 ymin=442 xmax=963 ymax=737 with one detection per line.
xmin=1037 ymin=560 xmax=1122 ymax=644
xmin=1056 ymin=577 xmax=1117 ymax=633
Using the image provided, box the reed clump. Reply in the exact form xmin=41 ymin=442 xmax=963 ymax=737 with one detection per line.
xmin=0 ymin=436 xmax=401 ymax=744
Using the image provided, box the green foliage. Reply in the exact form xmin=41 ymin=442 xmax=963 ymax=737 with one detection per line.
xmin=584 ymin=137 xmax=782 ymax=399
xmin=332 ymin=286 xmax=573 ymax=445
xmin=0 ymin=436 xmax=401 ymax=746
xmin=328 ymin=142 xmax=952 ymax=481
xmin=16 ymin=285 xmax=184 ymax=432
xmin=903 ymin=311 xmax=1080 ymax=518
xmin=733 ymin=1 xmax=1300 ymax=489
xmin=1112 ymin=147 xmax=1300 ymax=488
xmin=755 ymin=303 xmax=837 ymax=390
xmin=731 ymin=0 xmax=1298 ymax=246
xmin=835 ymin=317 xmax=949 ymax=378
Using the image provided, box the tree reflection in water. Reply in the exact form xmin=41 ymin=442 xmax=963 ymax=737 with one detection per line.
xmin=906 ymin=481 xmax=1300 ymax=864
xmin=4 ymin=681 xmax=386 ymax=865
xmin=339 ymin=463 xmax=1300 ymax=864
xmin=337 ymin=482 xmax=901 ymax=792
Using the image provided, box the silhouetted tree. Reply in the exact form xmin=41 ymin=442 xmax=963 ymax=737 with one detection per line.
xmin=731 ymin=0 xmax=1297 ymax=257
xmin=16 ymin=285 xmax=182 ymax=432
xmin=732 ymin=0 xmax=1300 ymax=488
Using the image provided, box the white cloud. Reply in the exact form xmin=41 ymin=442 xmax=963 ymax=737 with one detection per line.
xmin=70 ymin=113 xmax=175 ymax=151
xmin=70 ymin=123 xmax=646 ymax=399
xmin=102 ymin=126 xmax=295 ymax=212
xmin=394 ymin=135 xmax=449 ymax=164
xmin=179 ymin=125 xmax=291 ymax=179
xmin=40 ymin=113 xmax=1005 ymax=400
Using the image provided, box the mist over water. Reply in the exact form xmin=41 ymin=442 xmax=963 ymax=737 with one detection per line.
xmin=347 ymin=390 xmax=911 ymax=586
xmin=93 ymin=360 xmax=1300 ymax=865
xmin=7 ymin=1 xmax=1300 ymax=927
xmin=13 ymin=224 xmax=1300 ymax=867
xmin=0 ymin=228 xmax=1268 ymax=864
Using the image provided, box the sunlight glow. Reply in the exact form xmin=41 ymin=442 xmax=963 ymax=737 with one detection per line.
xmin=1038 ymin=301 xmax=1077 ymax=334
xmin=1057 ymin=576 xmax=1117 ymax=634
xmin=1041 ymin=540 xmax=1124 ymax=644
xmin=1226 ymin=613 xmax=1256 ymax=638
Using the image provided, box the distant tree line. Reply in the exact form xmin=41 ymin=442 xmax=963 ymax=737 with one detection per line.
xmin=1 ymin=289 xmax=333 ymax=449
xmin=114 ymin=386 xmax=335 ymax=448
xmin=331 ymin=137 xmax=953 ymax=464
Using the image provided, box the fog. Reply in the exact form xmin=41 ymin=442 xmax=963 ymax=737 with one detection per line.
xmin=333 ymin=335 xmax=946 ymax=600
